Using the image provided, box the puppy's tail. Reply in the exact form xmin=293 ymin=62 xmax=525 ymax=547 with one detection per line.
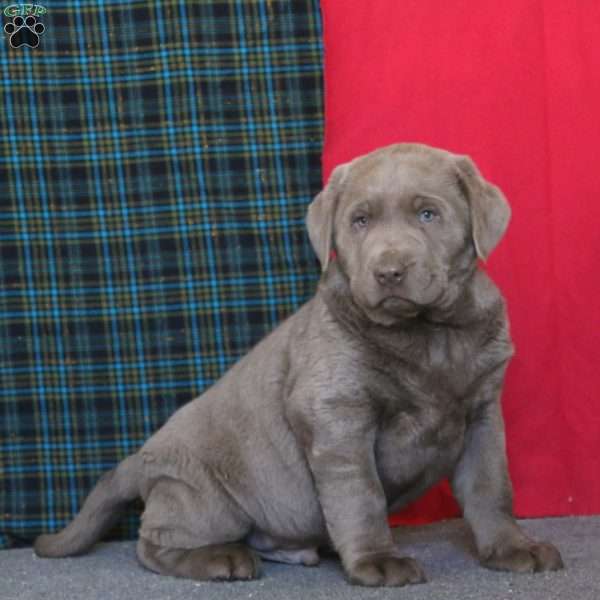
xmin=34 ymin=453 xmax=142 ymax=558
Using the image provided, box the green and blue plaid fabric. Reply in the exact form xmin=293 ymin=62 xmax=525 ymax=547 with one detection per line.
xmin=0 ymin=0 xmax=323 ymax=548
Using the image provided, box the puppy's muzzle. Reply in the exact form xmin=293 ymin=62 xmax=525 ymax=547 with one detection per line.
xmin=372 ymin=250 xmax=411 ymax=288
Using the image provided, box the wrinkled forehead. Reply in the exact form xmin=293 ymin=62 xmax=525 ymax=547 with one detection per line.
xmin=342 ymin=149 xmax=460 ymax=204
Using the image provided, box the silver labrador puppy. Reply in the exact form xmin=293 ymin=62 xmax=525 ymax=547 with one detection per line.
xmin=34 ymin=143 xmax=563 ymax=586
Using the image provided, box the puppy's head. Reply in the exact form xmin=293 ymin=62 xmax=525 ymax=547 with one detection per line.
xmin=307 ymin=144 xmax=510 ymax=325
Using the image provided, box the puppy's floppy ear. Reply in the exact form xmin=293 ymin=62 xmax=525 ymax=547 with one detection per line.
xmin=306 ymin=162 xmax=350 ymax=271
xmin=454 ymin=155 xmax=511 ymax=260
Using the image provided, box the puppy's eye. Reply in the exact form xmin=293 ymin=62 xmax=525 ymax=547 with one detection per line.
xmin=352 ymin=214 xmax=369 ymax=229
xmin=418 ymin=208 xmax=438 ymax=223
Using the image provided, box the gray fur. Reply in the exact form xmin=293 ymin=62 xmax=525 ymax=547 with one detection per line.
xmin=34 ymin=143 xmax=563 ymax=585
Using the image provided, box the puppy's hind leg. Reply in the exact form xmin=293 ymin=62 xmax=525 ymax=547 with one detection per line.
xmin=137 ymin=476 xmax=260 ymax=581
xmin=137 ymin=538 xmax=261 ymax=581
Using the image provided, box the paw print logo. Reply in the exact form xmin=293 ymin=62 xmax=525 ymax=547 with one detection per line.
xmin=4 ymin=15 xmax=45 ymax=48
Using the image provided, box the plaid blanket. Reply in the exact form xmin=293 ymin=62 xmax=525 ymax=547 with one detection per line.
xmin=0 ymin=0 xmax=323 ymax=548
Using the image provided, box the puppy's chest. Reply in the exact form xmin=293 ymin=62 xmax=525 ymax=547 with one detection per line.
xmin=374 ymin=396 xmax=465 ymax=505
xmin=370 ymin=360 xmax=468 ymax=459
xmin=368 ymin=332 xmax=473 ymax=492
xmin=367 ymin=325 xmax=482 ymax=404
xmin=363 ymin=328 xmax=479 ymax=460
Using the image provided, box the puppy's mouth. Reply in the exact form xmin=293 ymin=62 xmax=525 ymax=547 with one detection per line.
xmin=356 ymin=294 xmax=421 ymax=325
xmin=372 ymin=272 xmax=445 ymax=313
xmin=366 ymin=295 xmax=422 ymax=321
xmin=352 ymin=284 xmax=424 ymax=316
xmin=350 ymin=272 xmax=446 ymax=322
xmin=378 ymin=295 xmax=420 ymax=312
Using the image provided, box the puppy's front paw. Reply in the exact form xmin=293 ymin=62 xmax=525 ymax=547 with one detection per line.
xmin=347 ymin=555 xmax=426 ymax=587
xmin=482 ymin=541 xmax=564 ymax=573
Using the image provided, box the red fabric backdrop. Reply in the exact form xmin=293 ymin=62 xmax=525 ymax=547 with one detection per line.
xmin=321 ymin=0 xmax=600 ymax=522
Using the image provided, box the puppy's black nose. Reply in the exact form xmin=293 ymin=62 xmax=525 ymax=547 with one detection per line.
xmin=374 ymin=264 xmax=406 ymax=287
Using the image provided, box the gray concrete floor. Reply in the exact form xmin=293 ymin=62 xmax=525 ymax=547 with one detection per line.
xmin=1 ymin=517 xmax=598 ymax=600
